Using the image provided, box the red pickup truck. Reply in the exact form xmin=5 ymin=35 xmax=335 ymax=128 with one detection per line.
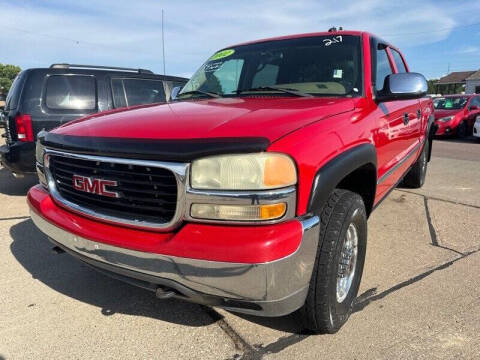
xmin=28 ymin=30 xmax=435 ymax=333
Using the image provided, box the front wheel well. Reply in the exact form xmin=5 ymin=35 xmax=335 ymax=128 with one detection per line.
xmin=336 ymin=163 xmax=377 ymax=216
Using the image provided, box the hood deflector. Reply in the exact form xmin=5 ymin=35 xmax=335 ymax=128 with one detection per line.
xmin=39 ymin=132 xmax=270 ymax=162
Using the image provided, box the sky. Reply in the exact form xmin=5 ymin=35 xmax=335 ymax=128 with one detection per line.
xmin=1 ymin=0 xmax=480 ymax=80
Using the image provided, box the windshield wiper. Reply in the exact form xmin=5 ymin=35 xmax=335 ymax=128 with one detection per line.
xmin=236 ymin=86 xmax=312 ymax=98
xmin=176 ymin=89 xmax=222 ymax=99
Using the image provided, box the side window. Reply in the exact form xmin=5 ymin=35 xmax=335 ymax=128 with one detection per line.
xmin=5 ymin=72 xmax=25 ymax=111
xmin=45 ymin=75 xmax=96 ymax=110
xmin=111 ymin=79 xmax=127 ymax=108
xmin=375 ymin=49 xmax=393 ymax=91
xmin=390 ymin=49 xmax=407 ymax=73
xmin=111 ymin=78 xmax=166 ymax=107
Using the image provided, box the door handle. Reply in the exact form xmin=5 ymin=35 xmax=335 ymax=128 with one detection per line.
xmin=403 ymin=113 xmax=409 ymax=125
xmin=417 ymin=109 xmax=421 ymax=119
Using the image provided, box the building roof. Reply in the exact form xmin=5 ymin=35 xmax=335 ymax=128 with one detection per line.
xmin=436 ymin=71 xmax=476 ymax=85
xmin=466 ymin=70 xmax=480 ymax=81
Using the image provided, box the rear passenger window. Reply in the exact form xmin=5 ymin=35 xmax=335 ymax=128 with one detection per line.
xmin=390 ymin=49 xmax=407 ymax=73
xmin=46 ymin=75 xmax=96 ymax=110
xmin=111 ymin=78 xmax=166 ymax=108
xmin=375 ymin=49 xmax=393 ymax=91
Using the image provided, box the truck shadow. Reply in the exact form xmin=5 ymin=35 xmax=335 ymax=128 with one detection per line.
xmin=9 ymin=219 xmax=217 ymax=327
xmin=9 ymin=218 xmax=309 ymax=334
xmin=0 ymin=168 xmax=37 ymax=196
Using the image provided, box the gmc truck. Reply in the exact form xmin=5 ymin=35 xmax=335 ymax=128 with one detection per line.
xmin=28 ymin=30 xmax=435 ymax=333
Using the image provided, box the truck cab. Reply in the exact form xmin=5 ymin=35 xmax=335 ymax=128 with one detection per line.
xmin=28 ymin=30 xmax=434 ymax=333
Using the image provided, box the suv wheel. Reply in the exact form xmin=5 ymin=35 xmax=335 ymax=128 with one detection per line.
xmin=401 ymin=140 xmax=429 ymax=188
xmin=298 ymin=189 xmax=367 ymax=333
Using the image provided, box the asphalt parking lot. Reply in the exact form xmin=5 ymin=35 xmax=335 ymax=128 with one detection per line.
xmin=1 ymin=137 xmax=479 ymax=360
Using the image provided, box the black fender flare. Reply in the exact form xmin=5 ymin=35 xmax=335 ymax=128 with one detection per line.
xmin=307 ymin=143 xmax=377 ymax=215
xmin=426 ymin=114 xmax=437 ymax=162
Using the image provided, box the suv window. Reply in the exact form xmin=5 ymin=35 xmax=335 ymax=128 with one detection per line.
xmin=375 ymin=49 xmax=393 ymax=91
xmin=46 ymin=75 xmax=96 ymax=110
xmin=5 ymin=71 xmax=25 ymax=111
xmin=390 ymin=49 xmax=407 ymax=73
xmin=111 ymin=78 xmax=166 ymax=108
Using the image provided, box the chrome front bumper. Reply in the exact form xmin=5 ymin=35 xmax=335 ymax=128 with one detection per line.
xmin=30 ymin=210 xmax=320 ymax=317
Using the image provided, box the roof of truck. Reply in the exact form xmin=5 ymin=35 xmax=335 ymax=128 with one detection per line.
xmin=226 ymin=30 xmax=368 ymax=48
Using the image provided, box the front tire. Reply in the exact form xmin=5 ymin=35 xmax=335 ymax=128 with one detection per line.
xmin=298 ymin=189 xmax=367 ymax=334
xmin=457 ymin=121 xmax=467 ymax=138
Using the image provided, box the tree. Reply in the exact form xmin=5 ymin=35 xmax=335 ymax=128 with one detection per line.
xmin=427 ymin=79 xmax=438 ymax=94
xmin=0 ymin=64 xmax=21 ymax=95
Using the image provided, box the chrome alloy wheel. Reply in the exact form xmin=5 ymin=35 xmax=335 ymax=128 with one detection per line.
xmin=336 ymin=221 xmax=359 ymax=303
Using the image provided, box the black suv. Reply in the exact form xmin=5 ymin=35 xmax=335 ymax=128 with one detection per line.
xmin=0 ymin=64 xmax=187 ymax=176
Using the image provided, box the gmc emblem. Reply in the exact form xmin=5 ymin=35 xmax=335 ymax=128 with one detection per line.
xmin=72 ymin=175 xmax=120 ymax=198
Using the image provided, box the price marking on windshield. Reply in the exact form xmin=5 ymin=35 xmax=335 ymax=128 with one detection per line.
xmin=323 ymin=36 xmax=342 ymax=46
xmin=210 ymin=49 xmax=235 ymax=60
xmin=205 ymin=62 xmax=223 ymax=73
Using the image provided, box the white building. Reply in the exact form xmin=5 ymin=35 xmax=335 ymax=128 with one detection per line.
xmin=466 ymin=70 xmax=480 ymax=94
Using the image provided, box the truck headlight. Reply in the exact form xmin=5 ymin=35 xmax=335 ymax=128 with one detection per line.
xmin=437 ymin=116 xmax=453 ymax=123
xmin=191 ymin=153 xmax=297 ymax=190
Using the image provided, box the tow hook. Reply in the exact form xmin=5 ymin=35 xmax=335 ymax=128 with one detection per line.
xmin=155 ymin=287 xmax=176 ymax=299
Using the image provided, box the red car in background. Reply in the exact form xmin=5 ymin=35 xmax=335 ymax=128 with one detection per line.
xmin=434 ymin=94 xmax=480 ymax=137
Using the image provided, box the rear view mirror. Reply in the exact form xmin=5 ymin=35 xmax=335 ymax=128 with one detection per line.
xmin=376 ymin=72 xmax=428 ymax=102
xmin=171 ymin=86 xmax=181 ymax=101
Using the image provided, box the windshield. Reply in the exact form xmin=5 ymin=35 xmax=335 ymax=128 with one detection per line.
xmin=433 ymin=96 xmax=468 ymax=110
xmin=178 ymin=35 xmax=363 ymax=99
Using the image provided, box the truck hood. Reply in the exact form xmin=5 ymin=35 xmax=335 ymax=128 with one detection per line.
xmin=53 ymin=97 xmax=355 ymax=143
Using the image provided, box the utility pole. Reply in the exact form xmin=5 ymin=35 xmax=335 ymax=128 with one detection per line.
xmin=162 ymin=9 xmax=166 ymax=75
xmin=447 ymin=63 xmax=450 ymax=74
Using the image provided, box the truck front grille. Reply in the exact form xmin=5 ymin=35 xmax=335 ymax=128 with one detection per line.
xmin=48 ymin=153 xmax=180 ymax=227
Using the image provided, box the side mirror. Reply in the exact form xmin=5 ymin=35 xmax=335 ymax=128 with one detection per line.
xmin=170 ymin=86 xmax=182 ymax=101
xmin=469 ymin=105 xmax=479 ymax=111
xmin=376 ymin=72 xmax=428 ymax=102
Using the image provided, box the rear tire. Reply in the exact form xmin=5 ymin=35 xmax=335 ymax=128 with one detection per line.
xmin=298 ymin=189 xmax=367 ymax=334
xmin=402 ymin=140 xmax=429 ymax=189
